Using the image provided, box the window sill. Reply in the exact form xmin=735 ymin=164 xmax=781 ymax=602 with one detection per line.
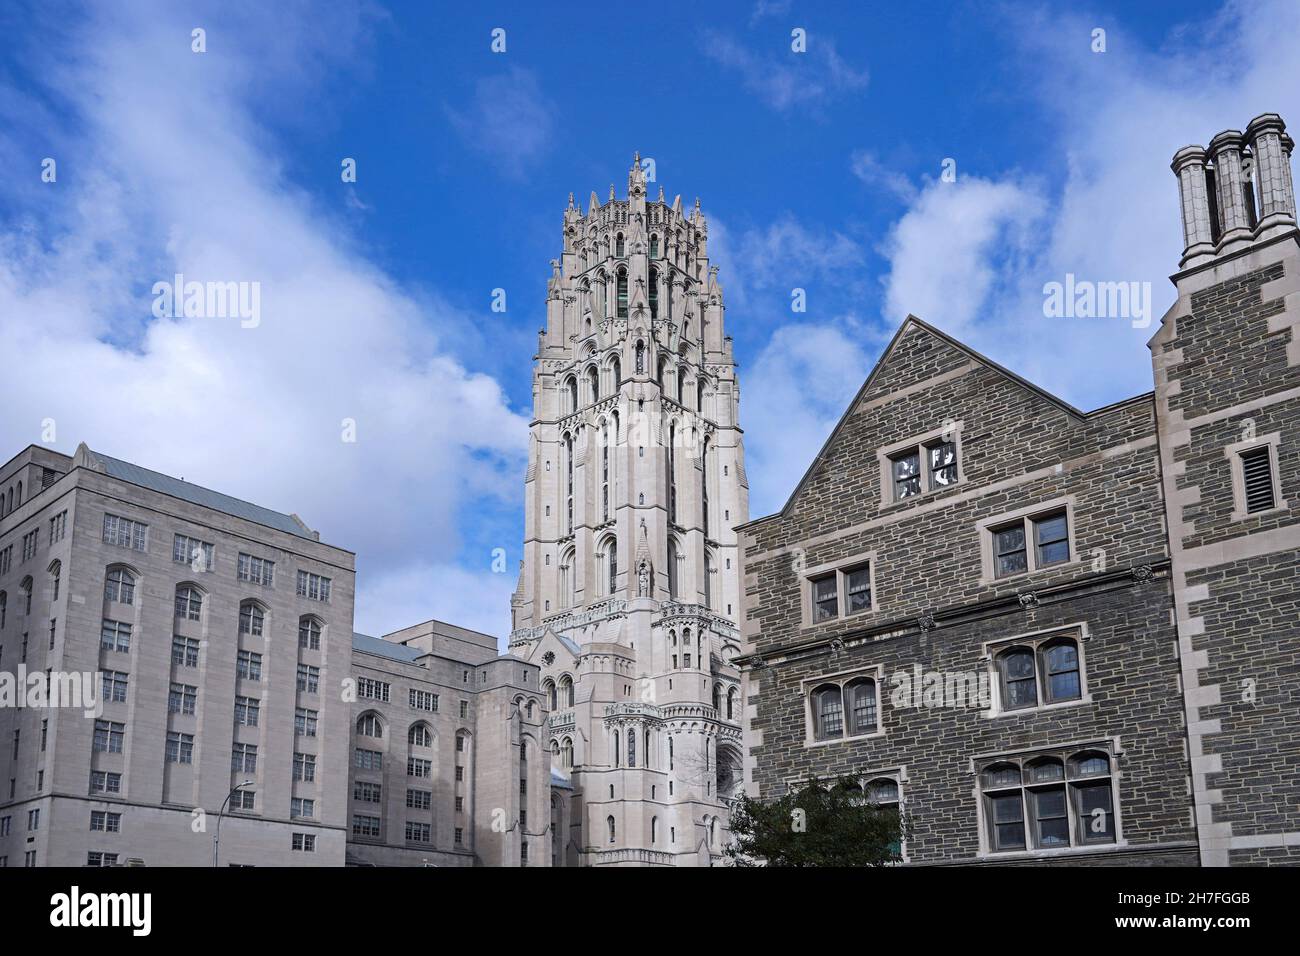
xmin=1230 ymin=500 xmax=1290 ymax=522
xmin=803 ymin=728 xmax=884 ymax=749
xmin=801 ymin=608 xmax=877 ymax=632
xmin=977 ymin=839 xmax=1126 ymax=862
xmin=985 ymin=695 xmax=1093 ymax=720
xmin=879 ymin=480 xmax=967 ymax=512
xmin=979 ymin=557 xmax=1080 ymax=589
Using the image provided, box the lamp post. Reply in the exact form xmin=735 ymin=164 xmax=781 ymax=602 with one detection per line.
xmin=213 ymin=780 xmax=255 ymax=868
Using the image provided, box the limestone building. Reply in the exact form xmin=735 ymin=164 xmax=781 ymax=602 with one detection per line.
xmin=0 ymin=444 xmax=550 ymax=867
xmin=345 ymin=620 xmax=551 ymax=868
xmin=506 ymin=156 xmax=749 ymax=865
xmin=737 ymin=113 xmax=1300 ymax=866
xmin=0 ymin=443 xmax=355 ymax=866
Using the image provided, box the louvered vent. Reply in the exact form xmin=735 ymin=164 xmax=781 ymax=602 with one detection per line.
xmin=1241 ymin=447 xmax=1276 ymax=514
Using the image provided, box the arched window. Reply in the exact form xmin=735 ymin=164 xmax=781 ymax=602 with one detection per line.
xmin=0 ymin=591 xmax=7 ymax=629
xmin=48 ymin=561 xmax=61 ymax=603
xmin=606 ymin=537 xmax=618 ymax=596
xmin=587 ymin=365 xmax=599 ymax=403
xmin=566 ymin=376 xmax=578 ymax=413
xmin=845 ymin=677 xmax=878 ymax=736
xmin=717 ymin=747 xmax=741 ymax=798
xmin=607 ymin=815 xmax=616 ymax=844
xmin=298 ymin=616 xmax=322 ymax=650
xmin=615 ymin=233 xmax=625 ymax=257
xmin=611 ymin=356 xmax=621 ymax=386
xmin=997 ymin=646 xmax=1038 ymax=710
xmin=627 ymin=728 xmax=636 ymax=767
xmin=709 ymin=818 xmax=718 ymax=847
xmin=239 ymin=601 xmax=265 ymax=637
xmin=651 ymin=816 xmax=658 ymax=843
xmin=677 ymin=366 xmax=686 ymax=405
xmin=726 ymin=686 xmax=737 ymax=720
xmin=649 ymin=267 xmax=659 ymax=319
xmin=649 ymin=234 xmax=659 ymax=258
xmin=356 ymin=713 xmax=383 ymax=738
xmin=104 ymin=568 xmax=135 ymax=605
xmin=409 ymin=723 xmax=433 ymax=747
xmin=19 ymin=576 xmax=33 ymax=615
xmin=711 ymin=683 xmax=721 ymax=711
xmin=561 ymin=736 xmax=573 ymax=768
xmin=558 ymin=548 xmax=573 ymax=610
xmin=15 ymin=481 xmax=20 ymax=506
xmin=617 ymin=269 xmax=628 ymax=317
xmin=811 ymin=684 xmax=844 ymax=740
xmin=697 ymin=379 xmax=706 ymax=414
xmin=174 ymin=584 xmax=203 ymax=622
xmin=559 ymin=674 xmax=574 ymax=708
xmin=550 ymin=738 xmax=560 ymax=761
xmin=542 ymin=679 xmax=557 ymax=711
xmin=657 ymin=356 xmax=666 ymax=390
xmin=635 ymin=340 xmax=645 ymax=374
xmin=564 ymin=433 xmax=574 ymax=535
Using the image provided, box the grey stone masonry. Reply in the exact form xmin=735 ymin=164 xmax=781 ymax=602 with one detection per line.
xmin=737 ymin=318 xmax=1196 ymax=865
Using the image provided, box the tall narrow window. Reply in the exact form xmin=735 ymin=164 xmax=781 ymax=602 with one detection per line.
xmin=649 ymin=267 xmax=659 ymax=320
xmin=668 ymin=423 xmax=677 ymax=524
xmin=587 ymin=366 xmax=599 ymax=403
xmin=649 ymin=235 xmax=659 ymax=258
xmin=567 ymin=377 xmax=578 ymax=413
xmin=812 ymin=684 xmax=844 ymax=740
xmin=615 ymin=233 xmax=625 ymax=257
xmin=635 ymin=341 xmax=645 ymax=374
xmin=627 ymin=729 xmax=636 ymax=768
xmin=704 ymin=552 xmax=714 ymax=610
xmin=701 ymin=437 xmax=710 ymax=538
xmin=564 ymin=434 xmax=574 ymax=535
xmin=601 ymin=422 xmax=610 ymax=521
xmin=667 ymin=539 xmax=679 ymax=600
xmin=607 ymin=537 xmax=618 ymax=596
xmin=617 ymin=269 xmax=628 ymax=318
xmin=891 ymin=450 xmax=921 ymax=499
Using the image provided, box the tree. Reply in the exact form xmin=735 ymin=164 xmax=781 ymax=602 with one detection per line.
xmin=723 ymin=776 xmax=907 ymax=867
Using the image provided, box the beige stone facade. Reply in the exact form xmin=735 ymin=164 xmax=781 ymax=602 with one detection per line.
xmin=506 ymin=157 xmax=749 ymax=865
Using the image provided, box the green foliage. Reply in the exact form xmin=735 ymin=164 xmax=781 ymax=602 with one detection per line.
xmin=723 ymin=776 xmax=907 ymax=867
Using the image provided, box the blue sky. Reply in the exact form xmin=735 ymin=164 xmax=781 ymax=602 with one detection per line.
xmin=2 ymin=0 xmax=1297 ymax=639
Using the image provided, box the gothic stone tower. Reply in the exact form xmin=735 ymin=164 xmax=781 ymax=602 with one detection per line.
xmin=1156 ymin=113 xmax=1300 ymax=865
xmin=510 ymin=155 xmax=749 ymax=866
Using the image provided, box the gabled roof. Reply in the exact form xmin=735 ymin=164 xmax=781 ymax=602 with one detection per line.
xmin=745 ymin=315 xmax=1148 ymax=526
xmin=80 ymin=444 xmax=316 ymax=540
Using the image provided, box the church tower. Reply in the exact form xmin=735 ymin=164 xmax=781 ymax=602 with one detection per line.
xmin=510 ymin=155 xmax=749 ymax=865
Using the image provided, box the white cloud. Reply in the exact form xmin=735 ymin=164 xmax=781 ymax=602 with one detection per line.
xmin=874 ymin=0 xmax=1300 ymax=409
xmin=0 ymin=3 xmax=527 ymax=638
xmin=700 ymin=30 xmax=868 ymax=113
xmin=709 ymin=214 xmax=867 ymax=308
xmin=850 ymin=150 xmax=919 ymax=204
xmin=445 ymin=67 xmax=556 ymax=180
xmin=879 ymin=176 xmax=1047 ymax=334
xmin=742 ymin=322 xmax=888 ymax=516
